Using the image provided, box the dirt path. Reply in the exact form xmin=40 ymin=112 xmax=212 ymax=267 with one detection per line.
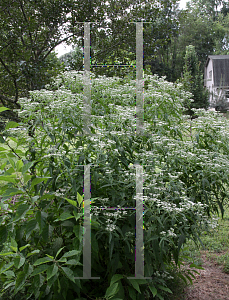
xmin=182 ymin=251 xmax=229 ymax=300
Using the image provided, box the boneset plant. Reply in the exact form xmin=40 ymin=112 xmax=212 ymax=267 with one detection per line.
xmin=0 ymin=71 xmax=228 ymax=299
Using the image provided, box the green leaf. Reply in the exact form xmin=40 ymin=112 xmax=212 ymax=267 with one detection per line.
xmin=65 ymin=197 xmax=77 ymax=207
xmin=31 ymin=177 xmax=49 ymax=188
xmin=105 ymin=282 xmax=119 ymax=299
xmin=0 ymin=107 xmax=9 ymax=113
xmin=0 ymin=175 xmax=17 ymax=182
xmin=128 ymin=279 xmax=141 ymax=294
xmin=14 ymin=255 xmax=26 ymax=269
xmin=19 ymin=244 xmax=30 ymax=252
xmin=0 ymin=226 xmax=8 ymax=251
xmin=36 ymin=211 xmax=47 ymax=232
xmin=73 ymin=225 xmax=84 ymax=242
xmin=10 ymin=238 xmax=18 ymax=252
xmin=149 ymin=285 xmax=157 ymax=297
xmin=31 ymin=264 xmax=49 ymax=276
xmin=128 ymin=286 xmax=137 ymax=300
xmin=0 ymin=262 xmax=14 ymax=273
xmin=22 ymin=161 xmax=36 ymax=175
xmin=158 ymin=285 xmax=172 ymax=294
xmin=26 ymin=219 xmax=38 ymax=239
xmin=61 ymin=267 xmax=75 ymax=282
xmin=58 ymin=257 xmax=67 ymax=263
xmin=189 ymin=263 xmax=204 ymax=270
xmin=46 ymin=264 xmax=58 ymax=281
xmin=77 ymin=192 xmax=83 ymax=206
xmin=55 ymin=246 xmax=65 ymax=259
xmin=55 ymin=211 xmax=74 ymax=221
xmin=2 ymin=187 xmax=23 ymax=200
xmin=33 ymin=257 xmax=53 ymax=266
xmin=3 ymin=270 xmax=15 ymax=278
xmin=0 ymin=252 xmax=14 ymax=256
xmin=64 ymin=259 xmax=82 ymax=266
xmin=14 ymin=269 xmax=27 ymax=293
xmin=26 ymin=249 xmax=40 ymax=258
xmin=110 ymin=274 xmax=124 ymax=286
xmin=14 ymin=204 xmax=30 ymax=221
xmin=16 ymin=160 xmax=23 ymax=172
xmin=5 ymin=121 xmax=19 ymax=130
xmin=23 ymin=173 xmax=32 ymax=184
xmin=73 ymin=211 xmax=83 ymax=221
xmin=61 ymin=250 xmax=80 ymax=259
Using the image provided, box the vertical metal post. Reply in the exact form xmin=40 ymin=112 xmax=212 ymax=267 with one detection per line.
xmin=135 ymin=164 xmax=144 ymax=278
xmin=83 ymin=22 xmax=91 ymax=135
xmin=83 ymin=165 xmax=91 ymax=278
xmin=136 ymin=22 xmax=144 ymax=135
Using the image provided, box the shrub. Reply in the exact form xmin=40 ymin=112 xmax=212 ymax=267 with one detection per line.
xmin=0 ymin=72 xmax=228 ymax=299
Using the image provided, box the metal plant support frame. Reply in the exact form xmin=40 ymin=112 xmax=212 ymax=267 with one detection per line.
xmin=75 ymin=22 xmax=151 ymax=280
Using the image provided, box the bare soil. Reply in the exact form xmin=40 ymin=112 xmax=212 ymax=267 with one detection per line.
xmin=177 ymin=251 xmax=229 ymax=300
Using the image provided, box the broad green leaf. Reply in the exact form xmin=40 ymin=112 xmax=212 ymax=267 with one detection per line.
xmin=31 ymin=264 xmax=49 ymax=276
xmin=61 ymin=267 xmax=75 ymax=282
xmin=77 ymin=192 xmax=83 ymax=206
xmin=55 ymin=211 xmax=74 ymax=221
xmin=16 ymin=160 xmax=23 ymax=172
xmin=110 ymin=274 xmax=124 ymax=286
xmin=23 ymin=173 xmax=32 ymax=184
xmin=73 ymin=225 xmax=84 ymax=242
xmin=5 ymin=121 xmax=19 ymax=130
xmin=0 ymin=107 xmax=9 ymax=113
xmin=64 ymin=259 xmax=82 ymax=266
xmin=31 ymin=177 xmax=49 ymax=188
xmin=0 ymin=262 xmax=14 ymax=273
xmin=26 ymin=219 xmax=38 ymax=240
xmin=10 ymin=238 xmax=18 ymax=252
xmin=14 ymin=204 xmax=30 ymax=221
xmin=33 ymin=257 xmax=53 ymax=266
xmin=0 ymin=175 xmax=17 ymax=182
xmin=14 ymin=256 xmax=26 ymax=269
xmin=46 ymin=264 xmax=58 ymax=281
xmin=3 ymin=270 xmax=15 ymax=278
xmin=2 ymin=188 xmax=23 ymax=200
xmin=58 ymin=257 xmax=67 ymax=263
xmin=26 ymin=249 xmax=40 ymax=258
xmin=128 ymin=279 xmax=141 ymax=294
xmin=7 ymin=156 xmax=16 ymax=168
xmin=61 ymin=250 xmax=80 ymax=259
xmin=65 ymin=197 xmax=77 ymax=207
xmin=128 ymin=286 xmax=137 ymax=300
xmin=46 ymin=254 xmax=54 ymax=259
xmin=73 ymin=211 xmax=83 ymax=221
xmin=22 ymin=161 xmax=36 ymax=174
xmin=36 ymin=211 xmax=47 ymax=232
xmin=149 ymin=285 xmax=157 ymax=297
xmin=19 ymin=244 xmax=30 ymax=252
xmin=0 ymin=252 xmax=14 ymax=256
xmin=105 ymin=282 xmax=119 ymax=299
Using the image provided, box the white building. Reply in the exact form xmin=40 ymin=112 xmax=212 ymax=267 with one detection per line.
xmin=204 ymin=55 xmax=229 ymax=109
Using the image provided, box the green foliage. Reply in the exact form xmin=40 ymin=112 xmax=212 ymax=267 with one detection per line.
xmin=0 ymin=72 xmax=229 ymax=299
xmin=59 ymin=47 xmax=83 ymax=72
xmin=182 ymin=45 xmax=209 ymax=110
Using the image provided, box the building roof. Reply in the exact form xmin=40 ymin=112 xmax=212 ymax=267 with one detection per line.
xmin=205 ymin=55 xmax=229 ymax=87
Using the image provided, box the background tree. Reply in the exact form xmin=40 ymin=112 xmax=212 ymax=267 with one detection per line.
xmin=182 ymin=45 xmax=209 ymax=111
